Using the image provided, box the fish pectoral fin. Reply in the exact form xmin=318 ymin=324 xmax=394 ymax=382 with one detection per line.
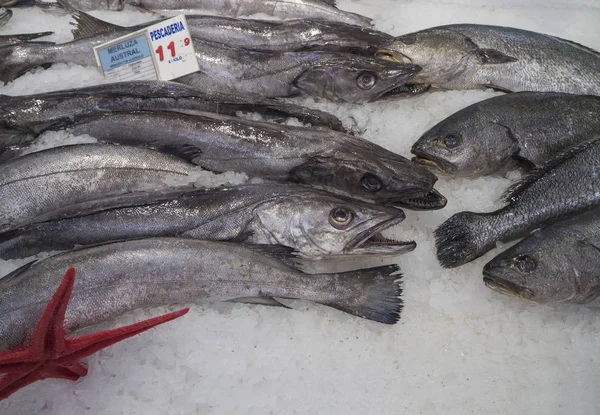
xmin=243 ymin=244 xmax=301 ymax=268
xmin=228 ymin=297 xmax=291 ymax=309
xmin=481 ymin=83 xmax=513 ymax=93
xmin=0 ymin=260 xmax=37 ymax=289
xmin=68 ymin=8 xmax=124 ymax=40
xmin=475 ymin=49 xmax=518 ymax=65
xmin=315 ymin=0 xmax=337 ymax=7
xmin=155 ymin=144 xmax=203 ymax=164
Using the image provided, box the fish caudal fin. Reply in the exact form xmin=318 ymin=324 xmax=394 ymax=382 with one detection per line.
xmin=435 ymin=212 xmax=494 ymax=268
xmin=325 ymin=264 xmax=403 ymax=324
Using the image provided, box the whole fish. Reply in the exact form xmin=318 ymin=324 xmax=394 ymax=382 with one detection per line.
xmin=0 ymin=30 xmax=54 ymax=47
xmin=179 ymin=38 xmax=420 ymax=102
xmin=41 ymin=110 xmax=444 ymax=210
xmin=0 ymin=80 xmax=347 ymax=146
xmin=0 ymin=143 xmax=195 ymax=232
xmin=0 ymin=237 xmax=403 ymax=351
xmin=483 ymin=208 xmax=600 ymax=306
xmin=376 ymin=24 xmax=600 ymax=95
xmin=412 ymin=92 xmax=600 ymax=177
xmin=0 ymin=7 xmax=11 ymax=26
xmin=0 ymin=184 xmax=416 ymax=259
xmin=435 ymin=137 xmax=600 ymax=267
xmin=60 ymin=0 xmax=373 ymax=27
xmin=0 ymin=13 xmax=419 ymax=102
xmin=185 ymin=16 xmax=391 ymax=54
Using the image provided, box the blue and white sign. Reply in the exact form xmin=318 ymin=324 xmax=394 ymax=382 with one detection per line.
xmin=94 ymin=16 xmax=199 ymax=82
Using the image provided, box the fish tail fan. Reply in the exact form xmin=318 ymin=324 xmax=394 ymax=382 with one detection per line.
xmin=324 ymin=264 xmax=403 ymax=324
xmin=434 ymin=211 xmax=493 ymax=268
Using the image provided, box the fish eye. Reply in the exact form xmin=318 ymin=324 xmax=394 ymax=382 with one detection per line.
xmin=399 ymin=35 xmax=416 ymax=45
xmin=361 ymin=173 xmax=383 ymax=192
xmin=443 ymin=134 xmax=461 ymax=149
xmin=329 ymin=207 xmax=354 ymax=229
xmin=357 ymin=72 xmax=376 ymax=90
xmin=513 ymin=255 xmax=537 ymax=273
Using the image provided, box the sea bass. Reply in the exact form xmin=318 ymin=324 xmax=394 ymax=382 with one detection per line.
xmin=435 ymin=137 xmax=600 ymax=267
xmin=483 ymin=208 xmax=600 ymax=306
xmin=376 ymin=24 xmax=600 ymax=95
xmin=44 ymin=110 xmax=444 ymax=209
xmin=0 ymin=143 xmax=195 ymax=232
xmin=0 ymin=238 xmax=403 ymax=351
xmin=412 ymin=92 xmax=600 ymax=177
xmin=0 ymin=80 xmax=347 ymax=146
xmin=0 ymin=184 xmax=416 ymax=259
xmin=185 ymin=16 xmax=391 ymax=54
xmin=61 ymin=0 xmax=373 ymax=27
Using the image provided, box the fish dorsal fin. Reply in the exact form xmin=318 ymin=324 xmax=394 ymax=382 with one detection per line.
xmin=70 ymin=10 xmax=123 ymax=40
xmin=546 ymin=34 xmax=600 ymax=56
xmin=0 ymin=260 xmax=37 ymax=289
xmin=502 ymin=137 xmax=600 ymax=203
xmin=315 ymin=0 xmax=337 ymax=7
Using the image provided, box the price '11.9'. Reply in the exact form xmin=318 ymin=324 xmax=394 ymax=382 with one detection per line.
xmin=155 ymin=38 xmax=191 ymax=61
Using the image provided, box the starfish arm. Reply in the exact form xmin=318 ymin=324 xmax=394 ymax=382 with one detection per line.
xmin=60 ymin=308 xmax=190 ymax=363
xmin=0 ymin=370 xmax=43 ymax=401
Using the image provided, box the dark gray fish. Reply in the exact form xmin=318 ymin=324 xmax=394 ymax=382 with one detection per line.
xmin=185 ymin=16 xmax=391 ymax=54
xmin=0 ymin=184 xmax=416 ymax=260
xmin=377 ymin=24 xmax=600 ymax=95
xmin=0 ymin=143 xmax=195 ymax=232
xmin=0 ymin=30 xmax=54 ymax=47
xmin=483 ymin=208 xmax=600 ymax=306
xmin=60 ymin=0 xmax=374 ymax=27
xmin=41 ymin=110 xmax=444 ymax=209
xmin=412 ymin=92 xmax=600 ymax=177
xmin=0 ymin=237 xmax=403 ymax=351
xmin=0 ymin=7 xmax=11 ymax=26
xmin=435 ymin=136 xmax=600 ymax=267
xmin=179 ymin=38 xmax=421 ymax=103
xmin=0 ymin=80 xmax=347 ymax=146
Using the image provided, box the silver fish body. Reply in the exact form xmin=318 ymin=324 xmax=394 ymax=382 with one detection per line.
xmin=435 ymin=137 xmax=600 ymax=267
xmin=0 ymin=143 xmax=195 ymax=232
xmin=0 ymin=237 xmax=403 ymax=351
xmin=0 ymin=31 xmax=54 ymax=47
xmin=124 ymin=0 xmax=373 ymax=27
xmin=0 ymin=184 xmax=415 ymax=259
xmin=377 ymin=24 xmax=600 ymax=95
xmin=0 ymin=80 xmax=347 ymax=144
xmin=186 ymin=16 xmax=391 ymax=54
xmin=48 ymin=110 xmax=441 ymax=209
xmin=412 ymin=92 xmax=600 ymax=177
xmin=483 ymin=208 xmax=600 ymax=306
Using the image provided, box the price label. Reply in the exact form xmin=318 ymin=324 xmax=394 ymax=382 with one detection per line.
xmin=94 ymin=15 xmax=199 ymax=82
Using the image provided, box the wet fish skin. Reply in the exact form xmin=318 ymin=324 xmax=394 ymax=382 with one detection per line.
xmin=412 ymin=92 xmax=600 ymax=177
xmin=124 ymin=0 xmax=373 ymax=27
xmin=0 ymin=31 xmax=54 ymax=47
xmin=49 ymin=110 xmax=439 ymax=208
xmin=0 ymin=143 xmax=195 ymax=232
xmin=435 ymin=137 xmax=600 ymax=268
xmin=179 ymin=39 xmax=421 ymax=103
xmin=483 ymin=208 xmax=600 ymax=306
xmin=186 ymin=16 xmax=391 ymax=54
xmin=0 ymin=7 xmax=11 ymax=26
xmin=0 ymin=184 xmax=415 ymax=259
xmin=0 ymin=81 xmax=347 ymax=144
xmin=0 ymin=237 xmax=403 ymax=350
xmin=377 ymin=24 xmax=600 ymax=95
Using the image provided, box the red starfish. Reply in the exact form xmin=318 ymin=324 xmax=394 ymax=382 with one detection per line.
xmin=0 ymin=267 xmax=189 ymax=400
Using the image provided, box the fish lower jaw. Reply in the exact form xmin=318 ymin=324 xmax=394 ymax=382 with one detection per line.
xmin=411 ymin=156 xmax=447 ymax=173
xmin=350 ymin=233 xmax=416 ymax=255
xmin=375 ymin=50 xmax=412 ymax=64
xmin=483 ymin=275 xmax=534 ymax=301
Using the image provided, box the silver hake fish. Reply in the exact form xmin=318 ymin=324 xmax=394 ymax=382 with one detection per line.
xmin=0 ymin=237 xmax=403 ymax=351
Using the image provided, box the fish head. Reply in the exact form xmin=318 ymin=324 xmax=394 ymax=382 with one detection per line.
xmin=248 ymin=190 xmax=415 ymax=258
xmin=376 ymin=28 xmax=478 ymax=85
xmin=294 ymin=54 xmax=422 ymax=103
xmin=483 ymin=230 xmax=600 ymax=305
xmin=289 ymin=151 xmax=444 ymax=209
xmin=411 ymin=110 xmax=518 ymax=177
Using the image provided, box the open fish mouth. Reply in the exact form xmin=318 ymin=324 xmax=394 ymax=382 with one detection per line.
xmin=345 ymin=215 xmax=416 ymax=255
xmin=483 ymin=274 xmax=534 ymax=300
xmin=376 ymin=49 xmax=413 ymax=64
xmin=395 ymin=188 xmax=447 ymax=210
xmin=377 ymin=83 xmax=431 ymax=100
xmin=411 ymin=156 xmax=446 ymax=172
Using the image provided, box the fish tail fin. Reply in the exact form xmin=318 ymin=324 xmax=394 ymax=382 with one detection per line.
xmin=434 ymin=211 xmax=494 ymax=268
xmin=324 ymin=264 xmax=403 ymax=324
